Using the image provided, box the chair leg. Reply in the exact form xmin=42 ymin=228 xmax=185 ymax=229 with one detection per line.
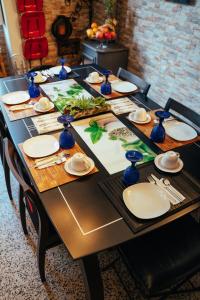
xmin=37 ymin=216 xmax=48 ymax=282
xmin=19 ymin=186 xmax=28 ymax=235
xmin=3 ymin=151 xmax=13 ymax=201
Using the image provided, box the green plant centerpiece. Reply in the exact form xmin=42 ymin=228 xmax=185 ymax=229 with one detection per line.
xmin=54 ymin=95 xmax=111 ymax=119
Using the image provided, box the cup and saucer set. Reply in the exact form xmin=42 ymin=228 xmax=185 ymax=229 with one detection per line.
xmin=128 ymin=108 xmax=151 ymax=124
xmin=85 ymin=72 xmax=104 ymax=84
xmin=154 ymin=151 xmax=184 ymax=173
xmin=64 ymin=152 xmax=95 ymax=176
xmin=34 ymin=97 xmax=54 ymax=113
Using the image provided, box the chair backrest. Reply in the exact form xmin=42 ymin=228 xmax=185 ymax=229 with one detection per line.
xmin=28 ymin=64 xmax=55 ymax=73
xmin=0 ymin=110 xmax=7 ymax=162
xmin=117 ymin=67 xmax=151 ymax=96
xmin=165 ymin=98 xmax=200 ymax=130
xmin=4 ymin=137 xmax=45 ymax=231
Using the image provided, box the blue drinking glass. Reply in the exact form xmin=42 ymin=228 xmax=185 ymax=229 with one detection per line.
xmin=150 ymin=110 xmax=170 ymax=143
xmin=27 ymin=72 xmax=40 ymax=98
xmin=59 ymin=58 xmax=68 ymax=80
xmin=100 ymin=70 xmax=112 ymax=95
xmin=57 ymin=114 xmax=75 ymax=149
xmin=123 ymin=150 xmax=143 ymax=186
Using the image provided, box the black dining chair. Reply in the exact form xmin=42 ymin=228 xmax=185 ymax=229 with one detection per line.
xmin=117 ymin=67 xmax=151 ymax=97
xmin=0 ymin=110 xmax=13 ymax=201
xmin=117 ymin=215 xmax=200 ymax=299
xmin=4 ymin=137 xmax=61 ymax=282
xmin=165 ymin=98 xmax=200 ymax=130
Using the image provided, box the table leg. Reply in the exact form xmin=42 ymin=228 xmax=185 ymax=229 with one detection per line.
xmin=80 ymin=254 xmax=104 ymax=300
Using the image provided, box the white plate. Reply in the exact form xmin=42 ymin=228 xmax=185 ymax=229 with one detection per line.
xmin=33 ymin=72 xmax=47 ymax=84
xmin=23 ymin=135 xmax=59 ymax=158
xmin=33 ymin=102 xmax=54 ymax=113
xmin=85 ymin=77 xmax=104 ymax=84
xmin=64 ymin=156 xmax=95 ymax=176
xmin=1 ymin=91 xmax=30 ymax=105
xmin=154 ymin=154 xmax=184 ymax=173
xmin=111 ymin=81 xmax=138 ymax=93
xmin=164 ymin=121 xmax=197 ymax=141
xmin=123 ymin=183 xmax=171 ymax=219
xmin=49 ymin=66 xmax=72 ymax=75
xmin=128 ymin=113 xmax=151 ymax=124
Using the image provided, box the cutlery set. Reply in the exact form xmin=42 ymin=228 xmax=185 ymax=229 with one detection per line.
xmin=147 ymin=174 xmax=185 ymax=205
xmin=41 ymin=70 xmax=54 ymax=78
xmin=34 ymin=152 xmax=70 ymax=169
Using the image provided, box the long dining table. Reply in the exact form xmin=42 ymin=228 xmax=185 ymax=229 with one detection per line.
xmin=0 ymin=64 xmax=200 ymax=299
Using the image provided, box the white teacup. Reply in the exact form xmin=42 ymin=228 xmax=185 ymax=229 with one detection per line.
xmin=70 ymin=153 xmax=90 ymax=172
xmin=89 ymin=72 xmax=100 ymax=82
xmin=160 ymin=151 xmax=180 ymax=169
xmin=38 ymin=97 xmax=51 ymax=110
xmin=133 ymin=108 xmax=147 ymax=122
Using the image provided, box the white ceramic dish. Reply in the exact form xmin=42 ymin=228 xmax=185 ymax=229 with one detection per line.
xmin=154 ymin=153 xmax=184 ymax=173
xmin=1 ymin=91 xmax=30 ymax=105
xmin=23 ymin=135 xmax=59 ymax=158
xmin=123 ymin=182 xmax=171 ymax=219
xmin=111 ymin=81 xmax=137 ymax=93
xmin=33 ymin=101 xmax=54 ymax=113
xmin=128 ymin=112 xmax=151 ymax=124
xmin=49 ymin=66 xmax=72 ymax=75
xmin=64 ymin=156 xmax=95 ymax=176
xmin=85 ymin=77 xmax=104 ymax=84
xmin=164 ymin=121 xmax=197 ymax=141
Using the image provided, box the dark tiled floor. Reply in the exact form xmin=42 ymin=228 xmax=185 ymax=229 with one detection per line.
xmin=0 ymin=162 xmax=200 ymax=300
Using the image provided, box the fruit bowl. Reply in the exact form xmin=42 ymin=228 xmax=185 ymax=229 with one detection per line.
xmin=86 ymin=21 xmax=117 ymax=43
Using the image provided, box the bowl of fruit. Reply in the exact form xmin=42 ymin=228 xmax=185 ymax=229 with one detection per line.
xmin=86 ymin=19 xmax=117 ymax=47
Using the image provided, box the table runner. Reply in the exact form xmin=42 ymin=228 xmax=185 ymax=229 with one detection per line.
xmin=84 ymin=75 xmax=139 ymax=100
xmin=129 ymin=110 xmax=200 ymax=151
xmin=99 ymin=163 xmax=200 ymax=233
xmin=18 ymin=134 xmax=98 ymax=192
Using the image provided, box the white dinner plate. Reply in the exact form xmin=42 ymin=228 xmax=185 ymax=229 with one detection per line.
xmin=33 ymin=102 xmax=54 ymax=113
xmin=128 ymin=112 xmax=151 ymax=124
xmin=49 ymin=66 xmax=72 ymax=75
xmin=64 ymin=156 xmax=95 ymax=176
xmin=164 ymin=121 xmax=197 ymax=141
xmin=1 ymin=91 xmax=30 ymax=105
xmin=23 ymin=135 xmax=59 ymax=158
xmin=154 ymin=154 xmax=184 ymax=173
xmin=85 ymin=77 xmax=104 ymax=84
xmin=111 ymin=81 xmax=138 ymax=93
xmin=123 ymin=183 xmax=171 ymax=219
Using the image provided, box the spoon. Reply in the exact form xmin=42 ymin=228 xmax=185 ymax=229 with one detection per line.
xmin=161 ymin=178 xmax=185 ymax=202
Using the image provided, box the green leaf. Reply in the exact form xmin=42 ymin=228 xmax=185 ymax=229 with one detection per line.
xmin=84 ymin=127 xmax=96 ymax=132
xmin=91 ymin=128 xmax=103 ymax=144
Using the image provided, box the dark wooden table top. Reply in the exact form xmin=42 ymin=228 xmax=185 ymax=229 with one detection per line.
xmin=1 ymin=64 xmax=200 ymax=260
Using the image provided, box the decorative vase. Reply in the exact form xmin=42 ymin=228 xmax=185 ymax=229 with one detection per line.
xmin=27 ymin=72 xmax=40 ymax=98
xmin=57 ymin=115 xmax=75 ymax=149
xmin=150 ymin=111 xmax=170 ymax=143
xmin=123 ymin=150 xmax=143 ymax=186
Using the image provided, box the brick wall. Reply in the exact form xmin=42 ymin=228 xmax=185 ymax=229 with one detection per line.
xmin=93 ymin=0 xmax=200 ymax=113
xmin=25 ymin=0 xmax=89 ymax=68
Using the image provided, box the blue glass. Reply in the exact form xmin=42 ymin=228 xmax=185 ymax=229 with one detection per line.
xmin=123 ymin=150 xmax=143 ymax=186
xmin=100 ymin=70 xmax=112 ymax=95
xmin=57 ymin=115 xmax=75 ymax=149
xmin=150 ymin=110 xmax=170 ymax=143
xmin=59 ymin=58 xmax=68 ymax=80
xmin=27 ymin=72 xmax=40 ymax=98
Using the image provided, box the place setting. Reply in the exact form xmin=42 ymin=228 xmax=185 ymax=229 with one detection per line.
xmin=99 ymin=148 xmax=200 ymax=233
xmin=84 ymin=69 xmax=138 ymax=99
xmin=19 ymin=115 xmax=98 ymax=192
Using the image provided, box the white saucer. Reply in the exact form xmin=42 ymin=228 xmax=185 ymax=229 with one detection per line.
xmin=154 ymin=153 xmax=184 ymax=173
xmin=64 ymin=156 xmax=95 ymax=176
xmin=33 ymin=102 xmax=54 ymax=113
xmin=85 ymin=77 xmax=104 ymax=84
xmin=128 ymin=112 xmax=151 ymax=124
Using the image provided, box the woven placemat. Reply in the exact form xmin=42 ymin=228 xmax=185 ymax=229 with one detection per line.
xmin=99 ymin=163 xmax=200 ymax=233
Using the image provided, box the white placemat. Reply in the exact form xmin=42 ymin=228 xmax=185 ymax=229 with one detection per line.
xmin=31 ymin=112 xmax=63 ymax=134
xmin=106 ymin=97 xmax=139 ymax=115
